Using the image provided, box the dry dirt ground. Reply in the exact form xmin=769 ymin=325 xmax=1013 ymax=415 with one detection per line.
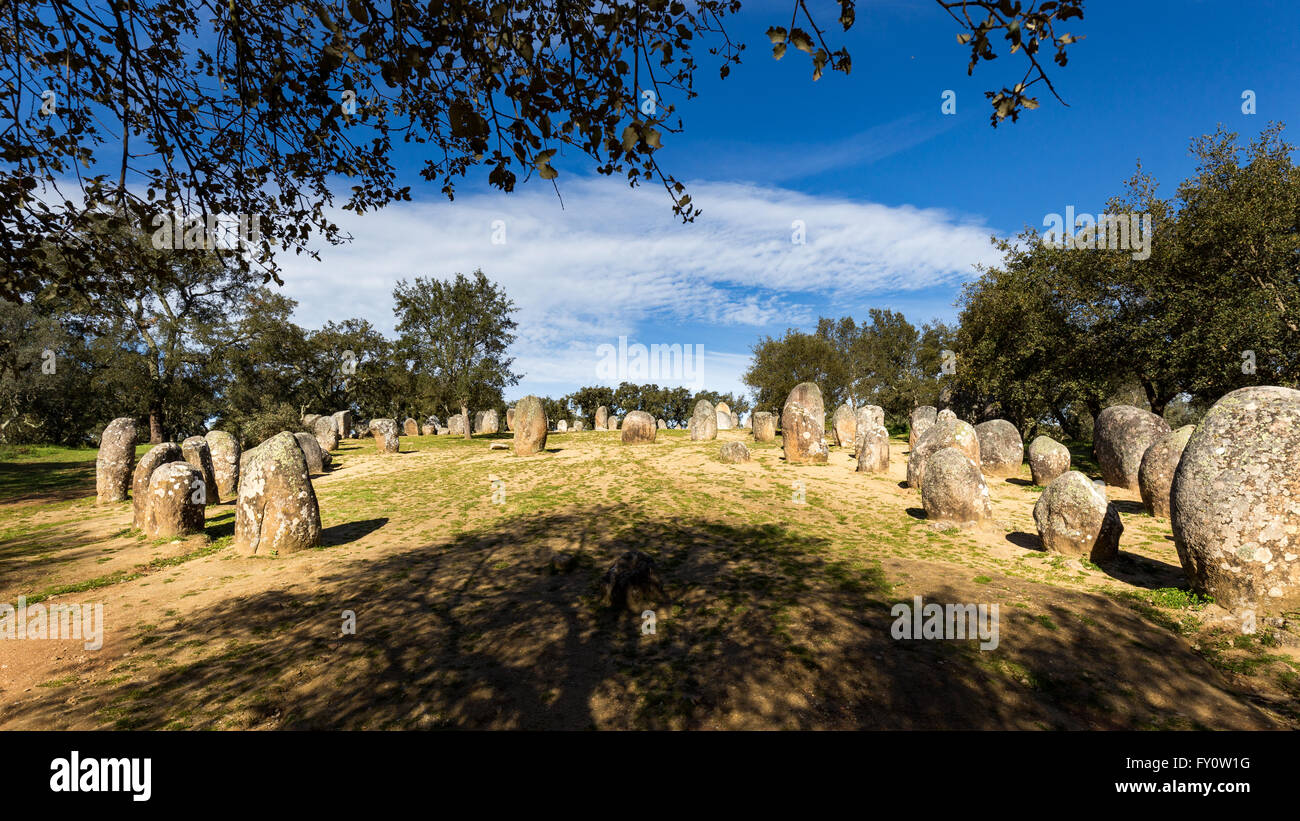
xmin=1 ymin=429 xmax=1297 ymax=730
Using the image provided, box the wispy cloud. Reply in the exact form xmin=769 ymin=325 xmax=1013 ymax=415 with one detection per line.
xmin=266 ymin=175 xmax=1000 ymax=399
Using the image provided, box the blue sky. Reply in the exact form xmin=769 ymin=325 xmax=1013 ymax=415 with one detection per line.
xmin=274 ymin=0 xmax=1300 ymax=402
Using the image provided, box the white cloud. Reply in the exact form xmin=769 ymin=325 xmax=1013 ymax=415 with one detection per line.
xmin=269 ymin=175 xmax=1001 ymax=399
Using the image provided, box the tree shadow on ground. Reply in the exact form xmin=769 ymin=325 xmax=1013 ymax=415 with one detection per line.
xmin=16 ymin=506 xmax=1275 ymax=732
xmin=321 ymin=518 xmax=389 ymax=547
xmin=0 ymin=461 xmax=95 ymax=505
xmin=1102 ymin=551 xmax=1187 ymax=590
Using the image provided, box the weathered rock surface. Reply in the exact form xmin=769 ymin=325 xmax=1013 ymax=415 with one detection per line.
xmin=595 ymin=405 xmax=609 ymax=430
xmin=621 ymin=410 xmax=657 ymax=444
xmin=974 ymin=419 xmax=1024 ymax=478
xmin=781 ymin=382 xmax=828 ymax=465
xmin=294 ymin=431 xmax=330 ymax=474
xmin=233 ymin=431 xmax=321 ymax=556
xmin=369 ymin=418 xmax=400 ymax=453
xmin=403 ymin=417 xmax=419 ymax=437
xmin=144 ymin=461 xmax=207 ymax=539
xmin=512 ymin=395 xmax=549 ymax=456
xmin=751 ymin=411 xmax=777 ymax=442
xmin=96 ymin=417 xmax=137 ymax=504
xmin=1033 ymin=470 xmax=1123 ymax=563
xmin=205 ymin=430 xmax=241 ymax=501
xmin=1028 ymin=436 xmax=1071 ymax=486
xmin=1138 ymin=425 xmax=1194 ymax=518
xmin=181 ymin=436 xmax=218 ymax=506
xmin=719 ymin=441 xmax=750 ymax=463
xmin=907 ymin=416 xmax=979 ymax=489
xmin=132 ymin=442 xmax=182 ymax=529
xmin=1171 ymin=386 xmax=1300 ymax=616
xmin=909 ymin=406 xmax=937 ymax=448
xmin=311 ymin=416 xmax=340 ymax=453
xmin=1094 ymin=405 xmax=1171 ymax=489
xmin=832 ymin=403 xmax=856 ymax=447
xmin=855 ymin=425 xmax=891 ymax=474
xmin=921 ymin=447 xmax=992 ymax=529
xmin=689 ymin=399 xmax=717 ymax=441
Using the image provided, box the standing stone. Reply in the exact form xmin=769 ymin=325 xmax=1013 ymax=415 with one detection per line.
xmin=716 ymin=407 xmax=734 ymax=430
xmin=332 ymin=411 xmax=353 ymax=438
xmin=95 ymin=417 xmax=137 ymax=504
xmin=301 ymin=414 xmax=321 ymax=430
xmin=610 ymin=416 xmax=620 ymax=430
xmin=657 ymin=418 xmax=667 ymax=430
xmin=421 ymin=424 xmax=436 ymax=435
xmin=557 ymin=420 xmax=568 ymax=433
xmin=572 ymin=419 xmax=584 ymax=432
xmin=730 ymin=411 xmax=739 ymax=428
xmin=907 ymin=416 xmax=980 ymax=489
xmin=144 ymin=462 xmax=207 ymax=539
xmin=472 ymin=411 xmax=487 ymax=432
xmin=1138 ymin=425 xmax=1194 ymax=518
xmin=621 ymin=410 xmax=657 ymax=445
xmin=1028 ymin=436 xmax=1071 ymax=486
xmin=512 ymin=395 xmax=549 ymax=456
xmin=1171 ymin=386 xmax=1300 ymax=616
xmin=1033 ymin=470 xmax=1123 ymax=563
xmin=855 ymin=425 xmax=891 ymax=474
xmin=689 ymin=399 xmax=717 ymax=441
xmin=204 ymin=430 xmax=241 ymax=501
xmin=233 ymin=431 xmax=321 ymax=556
xmin=719 ymin=441 xmax=750 ymax=463
xmin=506 ymin=407 xmax=515 ymax=431
xmin=181 ymin=436 xmax=218 ymax=506
xmin=1094 ymin=405 xmax=1171 ymax=489
xmin=832 ymin=403 xmax=856 ymax=447
xmin=478 ymin=409 xmax=500 ymax=434
xmin=132 ymin=442 xmax=183 ymax=530
xmin=781 ymin=382 xmax=828 ymax=465
xmin=311 ymin=416 xmax=340 ymax=453
xmin=595 ymin=406 xmax=609 ymax=430
xmin=921 ymin=447 xmax=992 ymax=529
xmin=369 ymin=418 xmax=400 ymax=453
xmin=751 ymin=411 xmax=777 ymax=442
xmin=403 ymin=417 xmax=419 ymax=437
xmin=974 ymin=419 xmax=1024 ymax=478
xmin=909 ymin=406 xmax=938 ymax=448
xmin=294 ymin=431 xmax=330 ymax=474
xmin=852 ymin=406 xmax=886 ymax=456
xmin=447 ymin=413 xmax=467 ymax=435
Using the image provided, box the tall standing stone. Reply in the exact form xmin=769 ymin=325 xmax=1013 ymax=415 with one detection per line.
xmin=1094 ymin=405 xmax=1171 ymax=489
xmin=781 ymin=382 xmax=828 ymax=465
xmin=921 ymin=447 xmax=992 ymax=529
xmin=1027 ymin=435 xmax=1071 ymax=486
xmin=96 ymin=417 xmax=137 ymax=504
xmin=1138 ymin=425 xmax=1194 ymax=519
xmin=369 ymin=418 xmax=400 ymax=453
xmin=689 ymin=399 xmax=717 ymax=441
xmin=132 ymin=442 xmax=182 ymax=529
xmin=855 ymin=425 xmax=891 ymax=474
xmin=144 ymin=462 xmax=207 ymax=539
xmin=204 ymin=430 xmax=241 ymax=501
xmin=832 ymin=403 xmax=856 ymax=447
xmin=233 ymin=432 xmax=321 ymax=556
xmin=505 ymin=407 xmax=515 ymax=431
xmin=556 ymin=420 xmax=568 ymax=433
xmin=1033 ymin=470 xmax=1123 ymax=563
xmin=909 ymin=406 xmax=938 ymax=448
xmin=403 ymin=417 xmax=419 ymax=437
xmin=1172 ymin=386 xmax=1300 ymax=616
xmin=974 ymin=419 xmax=1024 ymax=478
xmin=311 ymin=416 xmax=340 ymax=453
xmin=595 ymin=406 xmax=609 ymax=431
xmin=512 ymin=395 xmax=548 ymax=456
xmin=715 ymin=406 xmax=734 ymax=430
xmin=907 ymin=415 xmax=980 ymax=489
xmin=332 ymin=411 xmax=352 ymax=438
xmin=752 ymin=411 xmax=777 ymax=442
xmin=181 ymin=436 xmax=218 ymax=506
xmin=294 ymin=431 xmax=330 ymax=474
xmin=621 ymin=410 xmax=657 ymax=444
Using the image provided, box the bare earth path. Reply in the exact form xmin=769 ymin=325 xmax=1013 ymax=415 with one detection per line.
xmin=1 ymin=430 xmax=1295 ymax=729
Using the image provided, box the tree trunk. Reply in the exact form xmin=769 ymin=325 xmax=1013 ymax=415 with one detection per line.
xmin=149 ymin=399 xmax=165 ymax=444
xmin=461 ymin=402 xmax=470 ymax=440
